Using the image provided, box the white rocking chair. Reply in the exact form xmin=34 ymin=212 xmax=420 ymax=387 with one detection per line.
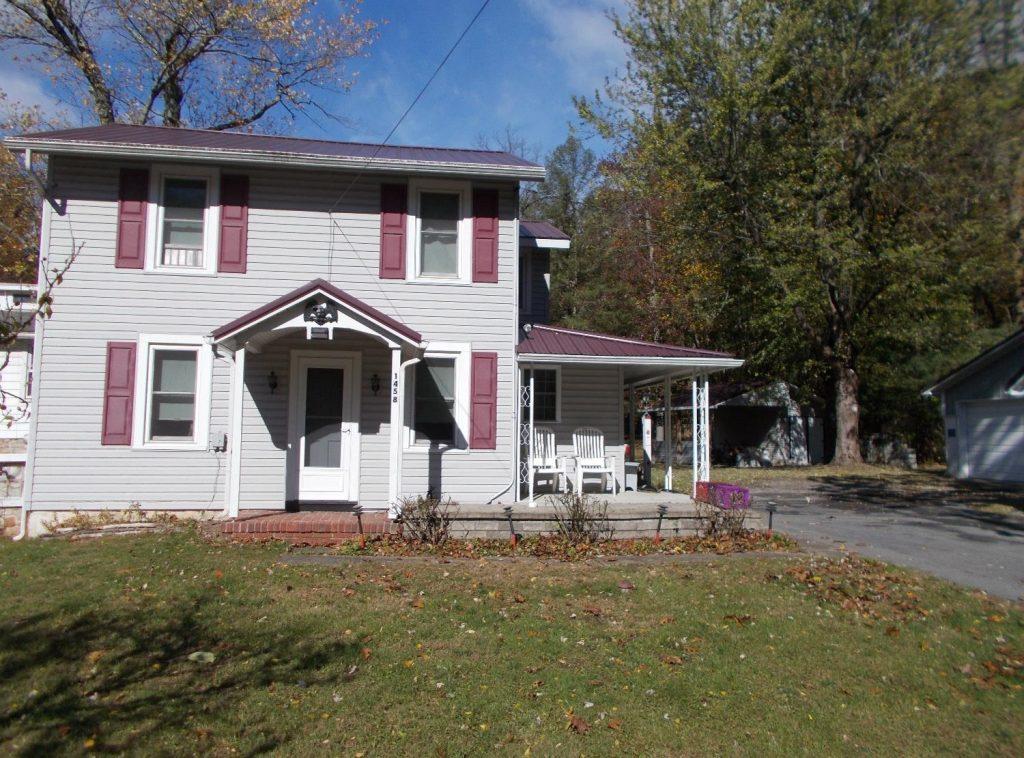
xmin=572 ymin=426 xmax=617 ymax=495
xmin=530 ymin=427 xmax=569 ymax=494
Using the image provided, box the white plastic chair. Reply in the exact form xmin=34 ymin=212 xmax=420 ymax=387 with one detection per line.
xmin=530 ymin=427 xmax=569 ymax=493
xmin=572 ymin=426 xmax=617 ymax=494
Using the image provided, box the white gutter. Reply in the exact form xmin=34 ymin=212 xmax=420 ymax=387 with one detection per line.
xmin=516 ymin=353 xmax=744 ymax=369
xmin=2 ymin=137 xmax=548 ymax=182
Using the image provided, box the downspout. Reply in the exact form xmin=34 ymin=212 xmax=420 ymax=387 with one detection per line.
xmin=487 ymin=188 xmax=521 ymax=505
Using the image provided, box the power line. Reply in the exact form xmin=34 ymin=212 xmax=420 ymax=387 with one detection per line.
xmin=327 ymin=0 xmax=494 ymax=278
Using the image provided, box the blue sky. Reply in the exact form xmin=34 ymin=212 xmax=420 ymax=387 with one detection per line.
xmin=1 ymin=0 xmax=627 ymax=161
xmin=329 ymin=0 xmax=628 ymax=157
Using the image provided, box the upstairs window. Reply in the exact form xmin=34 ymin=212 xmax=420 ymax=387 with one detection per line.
xmin=419 ymin=192 xmax=460 ymax=277
xmin=408 ymin=180 xmax=471 ymax=282
xmin=160 ymin=177 xmax=208 ymax=268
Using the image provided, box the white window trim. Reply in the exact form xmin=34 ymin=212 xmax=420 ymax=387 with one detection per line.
xmin=406 ymin=179 xmax=473 ymax=283
xmin=132 ymin=334 xmax=213 ymax=451
xmin=521 ymin=364 xmax=561 ymax=424
xmin=405 ymin=341 xmax=471 ymax=451
xmin=145 ymin=164 xmax=221 ymax=275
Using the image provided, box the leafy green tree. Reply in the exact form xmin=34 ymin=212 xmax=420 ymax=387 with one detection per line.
xmin=579 ymin=0 xmax=1021 ymax=463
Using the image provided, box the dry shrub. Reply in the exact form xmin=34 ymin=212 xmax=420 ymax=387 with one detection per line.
xmin=553 ymin=492 xmax=614 ymax=544
xmin=694 ymin=501 xmax=746 ymax=539
xmin=395 ymin=494 xmax=457 ymax=546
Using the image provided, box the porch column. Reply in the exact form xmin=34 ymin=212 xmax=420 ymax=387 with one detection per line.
xmin=226 ymin=345 xmax=246 ymax=518
xmin=663 ymin=377 xmax=672 ymax=491
xmin=691 ymin=373 xmax=710 ymax=496
xmin=388 ymin=346 xmax=402 ymax=511
xmin=628 ymin=384 xmax=636 ymax=462
xmin=527 ymin=369 xmax=536 ymax=505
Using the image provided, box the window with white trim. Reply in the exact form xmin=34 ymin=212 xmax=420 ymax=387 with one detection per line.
xmin=160 ymin=177 xmax=207 ymax=268
xmin=147 ymin=167 xmax=220 ymax=274
xmin=413 ymin=357 xmax=457 ymax=444
xmin=148 ymin=349 xmax=198 ymax=440
xmin=522 ymin=367 xmax=560 ymax=423
xmin=135 ymin=335 xmax=211 ymax=449
xmin=406 ymin=343 xmax=470 ymax=449
xmin=408 ymin=180 xmax=471 ymax=281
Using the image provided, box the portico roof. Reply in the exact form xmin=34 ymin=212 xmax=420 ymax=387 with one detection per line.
xmin=210 ymin=279 xmax=422 ymax=347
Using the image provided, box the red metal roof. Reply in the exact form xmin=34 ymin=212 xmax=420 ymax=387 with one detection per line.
xmin=517 ymin=324 xmax=732 ymax=359
xmin=8 ymin=123 xmax=541 ymax=171
xmin=211 ymin=279 xmax=422 ymax=343
xmin=520 ymin=220 xmax=570 ymax=241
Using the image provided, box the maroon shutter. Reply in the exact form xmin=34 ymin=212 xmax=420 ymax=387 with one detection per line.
xmin=218 ymin=174 xmax=249 ymax=273
xmin=470 ymin=352 xmax=498 ymax=449
xmin=379 ymin=184 xmax=407 ymax=279
xmin=115 ymin=168 xmax=148 ymax=269
xmin=472 ymin=189 xmax=499 ymax=283
xmin=101 ymin=341 xmax=136 ymax=445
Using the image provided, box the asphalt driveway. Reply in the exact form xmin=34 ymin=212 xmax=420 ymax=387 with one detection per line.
xmin=756 ymin=475 xmax=1024 ymax=601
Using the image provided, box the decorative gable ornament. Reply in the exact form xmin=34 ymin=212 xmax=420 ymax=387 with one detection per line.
xmin=303 ymin=299 xmax=339 ymax=340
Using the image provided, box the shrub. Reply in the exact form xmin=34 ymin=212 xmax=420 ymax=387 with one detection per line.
xmin=694 ymin=501 xmax=747 ymax=539
xmin=395 ymin=494 xmax=457 ymax=546
xmin=553 ymin=491 xmax=614 ymax=544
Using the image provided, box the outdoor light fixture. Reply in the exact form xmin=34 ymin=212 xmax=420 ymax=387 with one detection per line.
xmin=370 ymin=373 xmax=381 ymax=396
xmin=267 ymin=370 xmax=279 ymax=394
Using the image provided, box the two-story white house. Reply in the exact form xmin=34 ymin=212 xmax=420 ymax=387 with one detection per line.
xmin=3 ymin=124 xmax=740 ymax=537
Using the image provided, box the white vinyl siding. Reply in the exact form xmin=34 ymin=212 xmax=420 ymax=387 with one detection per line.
xmin=28 ymin=157 xmax=517 ymax=510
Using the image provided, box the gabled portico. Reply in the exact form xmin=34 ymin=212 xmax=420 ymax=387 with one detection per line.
xmin=210 ymin=279 xmax=424 ymax=517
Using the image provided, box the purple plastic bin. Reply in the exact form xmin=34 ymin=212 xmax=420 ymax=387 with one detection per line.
xmin=694 ymin=481 xmax=751 ymax=510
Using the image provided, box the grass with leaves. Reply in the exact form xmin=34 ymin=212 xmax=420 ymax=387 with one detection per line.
xmin=1 ymin=529 xmax=1021 ymax=755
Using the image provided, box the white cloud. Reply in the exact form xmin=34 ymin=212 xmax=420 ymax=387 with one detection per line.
xmin=0 ymin=66 xmax=62 ymax=115
xmin=522 ymin=0 xmax=628 ymax=93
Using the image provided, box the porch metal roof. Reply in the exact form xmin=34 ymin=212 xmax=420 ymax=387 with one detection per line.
xmin=210 ymin=279 xmax=422 ymax=345
xmin=517 ymin=324 xmax=743 ymax=385
xmin=3 ymin=124 xmax=546 ymax=181
xmin=517 ymin=324 xmax=733 ymax=359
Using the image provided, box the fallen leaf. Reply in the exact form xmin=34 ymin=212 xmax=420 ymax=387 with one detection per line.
xmin=607 ymin=718 xmax=622 ymax=730
xmin=618 ymin=580 xmax=635 ymax=591
xmin=661 ymin=655 xmax=685 ymax=666
xmin=568 ymin=715 xmax=590 ymax=734
xmin=885 ymin=626 xmax=900 ymax=638
xmin=187 ymin=651 xmax=215 ymax=664
xmin=411 ymin=597 xmax=425 ymax=609
xmin=514 ymin=593 xmax=526 ymax=603
xmin=361 ymin=648 xmax=372 ymax=660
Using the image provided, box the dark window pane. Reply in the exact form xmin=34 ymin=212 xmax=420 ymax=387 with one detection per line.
xmin=420 ymin=192 xmax=459 ymax=275
xmin=523 ymin=369 xmax=557 ymax=423
xmin=304 ymin=368 xmax=343 ymax=467
xmin=415 ymin=358 xmax=456 ymax=444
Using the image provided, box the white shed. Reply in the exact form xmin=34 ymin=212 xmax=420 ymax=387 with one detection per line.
xmin=924 ymin=329 xmax=1024 ymax=483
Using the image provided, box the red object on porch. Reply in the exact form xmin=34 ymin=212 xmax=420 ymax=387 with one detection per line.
xmin=472 ymin=188 xmax=499 ymax=283
xmin=379 ymin=184 xmax=407 ymax=279
xmin=115 ymin=168 xmax=148 ymax=269
xmin=694 ymin=481 xmax=751 ymax=510
xmin=101 ymin=341 xmax=136 ymax=445
xmin=218 ymin=174 xmax=249 ymax=273
xmin=222 ymin=510 xmax=391 ymax=545
xmin=469 ymin=352 xmax=498 ymax=449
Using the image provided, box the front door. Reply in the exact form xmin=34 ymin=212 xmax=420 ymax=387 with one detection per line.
xmin=290 ymin=354 xmax=358 ymax=502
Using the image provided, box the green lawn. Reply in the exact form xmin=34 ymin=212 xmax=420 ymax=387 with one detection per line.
xmin=1 ymin=529 xmax=1021 ymax=755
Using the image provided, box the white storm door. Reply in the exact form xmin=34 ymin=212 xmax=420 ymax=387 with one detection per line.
xmin=293 ymin=356 xmax=357 ymax=501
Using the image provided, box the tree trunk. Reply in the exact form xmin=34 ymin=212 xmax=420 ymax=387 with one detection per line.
xmin=162 ymin=75 xmax=183 ymax=127
xmin=831 ymin=361 xmax=862 ymax=465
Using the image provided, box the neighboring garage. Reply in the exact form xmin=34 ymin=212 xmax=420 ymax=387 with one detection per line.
xmin=925 ymin=328 xmax=1024 ymax=484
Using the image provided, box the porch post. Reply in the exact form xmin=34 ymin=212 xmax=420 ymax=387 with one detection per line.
xmin=691 ymin=373 xmax=710 ymax=496
xmin=701 ymin=373 xmax=711 ymax=485
xmin=527 ymin=369 xmax=536 ymax=506
xmin=628 ymin=384 xmax=636 ymax=462
xmin=663 ymin=377 xmax=672 ymax=491
xmin=388 ymin=346 xmax=402 ymax=512
xmin=226 ymin=345 xmax=245 ymax=518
